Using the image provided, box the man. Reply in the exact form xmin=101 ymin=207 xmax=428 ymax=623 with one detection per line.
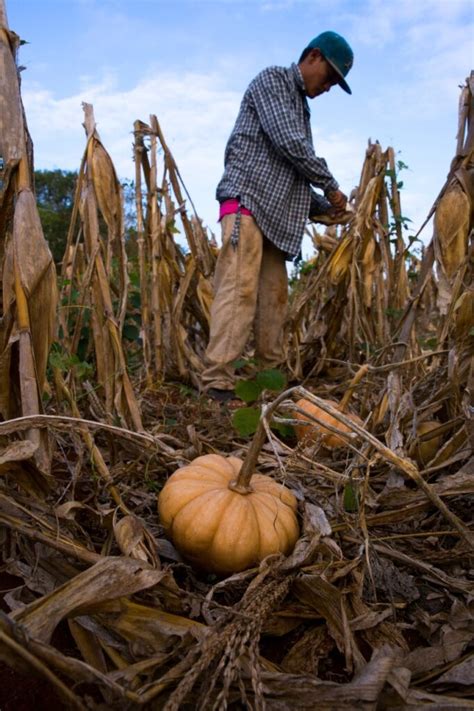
xmin=202 ymin=31 xmax=354 ymax=402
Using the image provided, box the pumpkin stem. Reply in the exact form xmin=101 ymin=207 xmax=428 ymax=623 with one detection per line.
xmin=228 ymin=480 xmax=254 ymax=494
xmin=231 ymin=421 xmax=267 ymax=490
xmin=231 ymin=386 xmax=301 ymax=491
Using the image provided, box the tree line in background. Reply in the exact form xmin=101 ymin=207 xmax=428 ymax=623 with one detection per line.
xmin=35 ymin=169 xmax=136 ymax=263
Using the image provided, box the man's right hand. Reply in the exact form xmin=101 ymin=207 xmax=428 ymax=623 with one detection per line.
xmin=327 ymin=189 xmax=347 ymax=212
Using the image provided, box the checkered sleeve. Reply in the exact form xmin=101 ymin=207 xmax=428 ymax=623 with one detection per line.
xmin=249 ymin=69 xmax=339 ymax=195
xmin=309 ymin=189 xmax=332 ymax=217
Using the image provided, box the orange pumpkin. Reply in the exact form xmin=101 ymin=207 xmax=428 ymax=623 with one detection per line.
xmin=294 ymin=397 xmax=363 ymax=449
xmin=158 ymin=454 xmax=299 ymax=574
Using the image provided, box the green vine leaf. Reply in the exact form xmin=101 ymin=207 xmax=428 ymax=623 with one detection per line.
xmin=235 ymin=379 xmax=263 ymax=403
xmin=272 ymin=421 xmax=295 ymax=438
xmin=232 ymin=407 xmax=261 ymax=436
xmin=255 ymin=369 xmax=286 ymax=391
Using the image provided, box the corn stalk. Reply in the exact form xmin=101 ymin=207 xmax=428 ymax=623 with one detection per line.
xmin=287 ymin=142 xmax=413 ymax=379
xmin=57 ymin=104 xmax=142 ymax=431
xmin=133 ymin=117 xmax=215 ymax=386
xmin=383 ymin=76 xmax=473 ymax=462
xmin=435 ymin=72 xmax=473 ymax=326
xmin=0 ymin=5 xmax=57 ymax=474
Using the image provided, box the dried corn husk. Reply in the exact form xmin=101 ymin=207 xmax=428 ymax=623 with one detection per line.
xmin=434 ymin=179 xmax=471 ymax=313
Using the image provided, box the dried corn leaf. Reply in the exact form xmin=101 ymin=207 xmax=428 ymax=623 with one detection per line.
xmin=89 ymin=138 xmax=123 ymax=241
xmin=0 ymin=439 xmax=37 ymax=470
xmin=100 ymin=599 xmax=205 ymax=650
xmin=68 ymin=618 xmax=108 ymax=675
xmin=113 ymin=514 xmax=160 ymax=567
xmin=12 ymin=557 xmax=167 ymax=642
xmin=259 ymin=645 xmax=401 ymax=710
xmin=293 ymin=575 xmax=366 ymax=671
xmin=453 ymin=289 xmax=474 ymax=346
xmin=433 ymin=655 xmax=474 ymax=687
xmin=4 ymin=189 xmax=57 ymax=392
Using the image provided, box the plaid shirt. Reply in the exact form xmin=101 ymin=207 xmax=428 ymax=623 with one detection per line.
xmin=216 ymin=63 xmax=339 ymax=258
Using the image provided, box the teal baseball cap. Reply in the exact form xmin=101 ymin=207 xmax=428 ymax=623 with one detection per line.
xmin=307 ymin=31 xmax=354 ymax=94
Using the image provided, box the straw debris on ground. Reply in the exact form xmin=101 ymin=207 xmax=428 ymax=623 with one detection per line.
xmin=0 ymin=6 xmax=473 ymax=709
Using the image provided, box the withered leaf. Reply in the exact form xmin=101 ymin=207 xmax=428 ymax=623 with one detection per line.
xmin=12 ymin=556 xmax=167 ymax=642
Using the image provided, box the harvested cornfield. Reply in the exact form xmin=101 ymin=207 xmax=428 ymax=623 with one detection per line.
xmin=0 ymin=4 xmax=473 ymax=710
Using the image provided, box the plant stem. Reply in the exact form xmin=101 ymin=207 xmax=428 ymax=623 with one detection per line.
xmin=229 ymin=386 xmax=300 ymax=493
xmin=0 ymin=1 xmax=8 ymax=29
xmin=339 ymin=363 xmax=369 ymax=412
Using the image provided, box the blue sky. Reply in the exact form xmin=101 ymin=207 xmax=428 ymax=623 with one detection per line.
xmin=7 ymin=0 xmax=474 ymax=255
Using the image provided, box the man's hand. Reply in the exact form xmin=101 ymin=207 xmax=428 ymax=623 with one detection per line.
xmin=311 ymin=205 xmax=353 ymax=226
xmin=327 ymin=189 xmax=347 ymax=212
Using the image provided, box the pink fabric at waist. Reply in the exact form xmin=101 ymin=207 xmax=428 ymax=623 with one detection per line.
xmin=219 ymin=198 xmax=253 ymax=220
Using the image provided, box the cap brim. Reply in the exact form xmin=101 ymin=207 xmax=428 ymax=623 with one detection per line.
xmin=326 ymin=57 xmax=352 ymax=94
xmin=338 ymin=77 xmax=352 ymax=94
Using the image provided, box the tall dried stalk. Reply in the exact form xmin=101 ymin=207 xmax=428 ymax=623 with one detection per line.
xmin=0 ymin=6 xmax=57 ymax=474
xmin=287 ymin=142 xmax=413 ymax=379
xmin=434 ymin=72 xmax=473 ymax=321
xmin=383 ymin=76 xmax=473 ymax=462
xmin=132 ymin=117 xmax=215 ymax=386
xmin=58 ymin=104 xmax=142 ymax=431
xmin=133 ymin=121 xmax=153 ymax=387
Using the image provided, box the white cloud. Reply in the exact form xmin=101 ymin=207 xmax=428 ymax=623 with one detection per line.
xmin=314 ymin=128 xmax=366 ymax=191
xmin=22 ymin=70 xmax=240 ymax=231
xmin=22 ymin=66 xmax=369 ymax=238
xmin=347 ymin=0 xmax=472 ymax=48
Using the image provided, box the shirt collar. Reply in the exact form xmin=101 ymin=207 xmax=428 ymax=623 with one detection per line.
xmin=291 ymin=63 xmax=310 ymax=115
xmin=291 ymin=63 xmax=306 ymax=95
